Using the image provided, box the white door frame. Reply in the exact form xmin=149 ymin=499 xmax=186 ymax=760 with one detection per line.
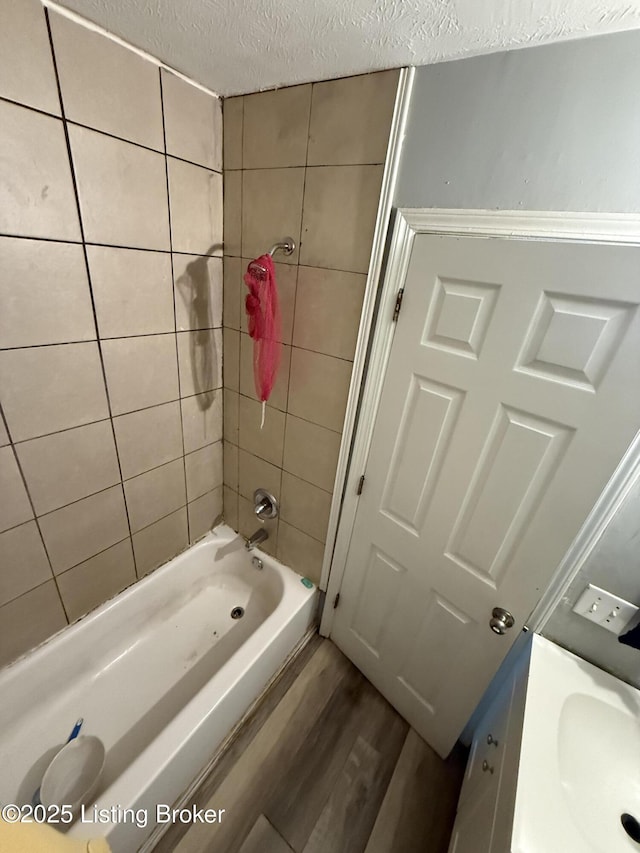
xmin=320 ymin=207 xmax=640 ymax=638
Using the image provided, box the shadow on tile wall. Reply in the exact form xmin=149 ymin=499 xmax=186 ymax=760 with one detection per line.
xmin=175 ymin=245 xmax=223 ymax=406
xmin=222 ymin=70 xmax=400 ymax=584
xmin=0 ymin=0 xmax=223 ymax=667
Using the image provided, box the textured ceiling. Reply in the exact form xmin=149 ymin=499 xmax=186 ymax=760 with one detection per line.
xmin=49 ymin=0 xmax=640 ymax=96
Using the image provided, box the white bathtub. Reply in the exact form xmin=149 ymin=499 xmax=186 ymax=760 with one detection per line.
xmin=0 ymin=524 xmax=317 ymax=852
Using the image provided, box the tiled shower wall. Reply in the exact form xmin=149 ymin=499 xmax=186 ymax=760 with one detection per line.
xmin=0 ymin=1 xmax=223 ymax=667
xmin=222 ymin=71 xmax=399 ymax=583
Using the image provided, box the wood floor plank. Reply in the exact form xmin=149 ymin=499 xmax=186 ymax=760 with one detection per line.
xmin=363 ymin=729 xmax=467 ymax=853
xmin=154 ymin=632 xmax=322 ymax=853
xmin=296 ymin=684 xmax=409 ymax=853
xmin=263 ymin=662 xmax=370 ymax=851
xmin=301 ymin=735 xmax=381 ymax=853
xmin=265 ymin=668 xmax=408 ymax=853
xmin=173 ymin=640 xmax=353 ymax=853
xmin=238 ymin=815 xmax=295 ymax=853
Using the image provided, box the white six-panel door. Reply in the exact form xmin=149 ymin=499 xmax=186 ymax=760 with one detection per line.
xmin=330 ymin=231 xmax=640 ymax=757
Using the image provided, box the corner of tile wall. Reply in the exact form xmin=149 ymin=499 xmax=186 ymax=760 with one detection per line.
xmin=221 ymin=69 xmax=400 ymax=586
xmin=0 ymin=1 xmax=223 ymax=668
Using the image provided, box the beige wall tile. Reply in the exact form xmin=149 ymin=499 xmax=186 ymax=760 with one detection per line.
xmin=69 ymin=124 xmax=170 ymax=250
xmin=161 ymin=70 xmax=222 ymax=171
xmin=223 ymin=171 xmax=242 ymax=257
xmin=224 ymin=441 xmax=239 ymax=490
xmin=188 ymin=487 xmax=223 ymax=541
xmin=223 ymin=257 xmax=243 ymax=331
xmin=0 ymin=101 xmax=81 ymax=241
xmin=0 ymin=239 xmax=95 ymax=348
xmin=102 ymin=334 xmax=179 ymax=416
xmin=16 ymin=420 xmax=120 ymax=515
xmin=223 ymin=389 xmax=239 ymax=446
xmin=293 ymin=266 xmax=366 ymax=359
xmin=123 ymin=458 xmax=186 ymax=533
xmin=177 ymin=328 xmax=223 ymax=398
xmin=50 ymin=12 xmax=164 ymax=150
xmin=243 ymin=85 xmax=311 ymax=169
xmin=113 ymin=401 xmax=183 ymax=479
xmin=185 ymin=441 xmax=223 ymax=501
xmin=308 ymin=71 xmax=399 ymax=166
xmin=240 ymin=334 xmax=291 ymax=411
xmin=182 ymin=390 xmax=223 ymax=454
xmin=238 ymin=495 xmax=277 ymax=556
xmin=0 ymin=343 xmax=108 ymax=442
xmin=168 ymin=158 xmax=223 ymax=256
xmin=300 ymin=165 xmax=383 ymax=273
xmin=223 ymin=486 xmax=239 ymax=531
xmin=88 ymin=246 xmax=175 ymax=338
xmin=223 ymin=97 xmax=243 ymax=170
xmin=288 ymin=347 xmax=352 ymax=433
xmin=238 ymin=449 xmax=282 ymax=502
xmin=280 ymin=472 xmax=331 ymax=543
xmin=274 ymin=262 xmax=298 ymax=344
xmin=0 ymin=581 xmax=67 ymax=668
xmin=133 ymin=507 xmax=188 ymax=576
xmin=0 ymin=446 xmax=33 ymax=533
xmin=242 ymin=169 xmax=304 ymax=264
xmin=238 ymin=395 xmax=285 ymax=467
xmin=174 ymin=254 xmax=223 ymax=332
xmin=223 ymin=328 xmax=240 ymax=392
xmin=57 ymin=538 xmax=135 ymax=622
xmin=39 ymin=485 xmax=129 ymax=574
xmin=0 ymin=417 xmax=9 ymax=447
xmin=277 ymin=521 xmax=325 ymax=584
xmin=283 ymin=415 xmax=341 ymax=493
xmin=0 ymin=521 xmax=52 ymax=607
xmin=0 ymin=0 xmax=60 ymax=114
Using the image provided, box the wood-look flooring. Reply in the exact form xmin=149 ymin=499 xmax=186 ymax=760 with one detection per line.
xmin=153 ymin=635 xmax=466 ymax=853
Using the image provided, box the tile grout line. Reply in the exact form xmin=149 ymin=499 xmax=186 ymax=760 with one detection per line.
xmin=274 ymin=84 xmax=317 ymax=554
xmin=227 ymin=97 xmax=244 ymax=497
xmin=6 ymin=396 xmax=224 ymax=447
xmin=0 ymin=408 xmax=66 ymax=620
xmin=43 ymin=5 xmax=139 ymax=581
xmin=159 ymin=67 xmax=191 ymax=549
xmin=0 ymin=231 xmax=224 ymax=259
xmin=233 ymin=445 xmax=335 ymax=496
xmin=0 ymin=93 xmax=224 ymax=175
xmin=0 ymin=325 xmax=224 ymax=353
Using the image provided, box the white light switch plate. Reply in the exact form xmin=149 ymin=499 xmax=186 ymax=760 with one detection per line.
xmin=572 ymin=583 xmax=639 ymax=635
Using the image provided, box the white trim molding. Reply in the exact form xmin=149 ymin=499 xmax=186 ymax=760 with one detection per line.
xmin=320 ymin=206 xmax=640 ymax=637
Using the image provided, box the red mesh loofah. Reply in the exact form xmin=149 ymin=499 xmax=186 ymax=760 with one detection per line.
xmin=244 ymin=255 xmax=281 ymax=425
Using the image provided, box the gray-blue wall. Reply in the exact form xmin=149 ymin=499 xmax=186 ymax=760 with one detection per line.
xmin=395 ymin=30 xmax=640 ymax=213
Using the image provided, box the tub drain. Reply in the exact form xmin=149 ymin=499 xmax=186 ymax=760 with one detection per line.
xmin=622 ymin=814 xmax=640 ymax=843
xmin=231 ymin=606 xmax=244 ymax=620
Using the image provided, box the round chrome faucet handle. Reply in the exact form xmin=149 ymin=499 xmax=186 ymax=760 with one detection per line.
xmin=253 ymin=488 xmax=279 ymax=520
xmin=254 ymin=498 xmax=271 ymax=518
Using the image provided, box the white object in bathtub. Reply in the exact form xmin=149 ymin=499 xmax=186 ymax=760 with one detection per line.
xmin=0 ymin=524 xmax=317 ymax=852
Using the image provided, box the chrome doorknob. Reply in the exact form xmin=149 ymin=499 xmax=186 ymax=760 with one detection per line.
xmin=490 ymin=607 xmax=515 ymax=635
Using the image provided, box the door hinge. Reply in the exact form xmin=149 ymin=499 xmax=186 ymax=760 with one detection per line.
xmin=356 ymin=474 xmax=365 ymax=495
xmin=333 ymin=593 xmax=340 ymax=609
xmin=392 ymin=288 xmax=404 ymax=322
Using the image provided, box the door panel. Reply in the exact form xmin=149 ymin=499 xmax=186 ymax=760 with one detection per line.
xmin=331 ymin=234 xmax=640 ymax=757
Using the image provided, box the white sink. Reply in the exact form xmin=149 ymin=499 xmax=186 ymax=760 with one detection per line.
xmin=513 ymin=636 xmax=640 ymax=853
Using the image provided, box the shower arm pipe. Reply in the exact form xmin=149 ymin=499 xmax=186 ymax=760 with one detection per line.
xmin=248 ymin=238 xmax=296 ymax=275
xmin=268 ymin=237 xmax=296 ymax=258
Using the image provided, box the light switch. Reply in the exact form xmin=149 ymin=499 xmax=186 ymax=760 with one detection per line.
xmin=572 ymin=584 xmax=639 ymax=635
